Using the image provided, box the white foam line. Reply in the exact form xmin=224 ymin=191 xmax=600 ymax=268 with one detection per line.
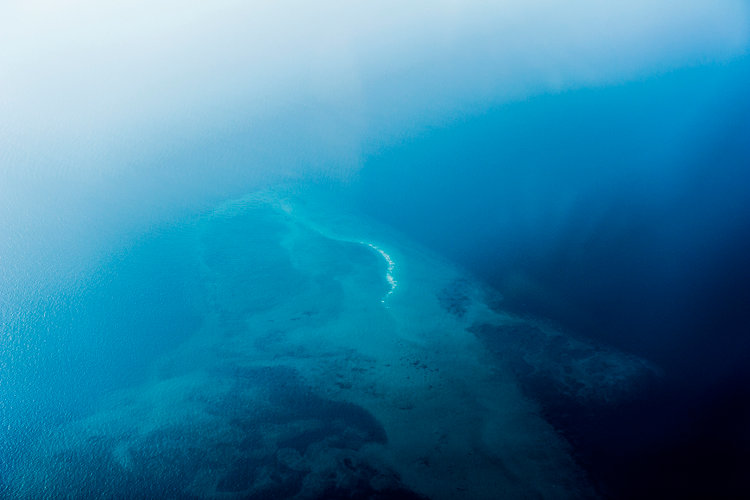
xmin=362 ymin=242 xmax=397 ymax=303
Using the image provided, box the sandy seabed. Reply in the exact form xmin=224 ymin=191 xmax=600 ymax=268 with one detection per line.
xmin=6 ymin=190 xmax=654 ymax=499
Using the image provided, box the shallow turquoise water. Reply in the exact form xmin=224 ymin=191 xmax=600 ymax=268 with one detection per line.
xmin=1 ymin=191 xmax=656 ymax=499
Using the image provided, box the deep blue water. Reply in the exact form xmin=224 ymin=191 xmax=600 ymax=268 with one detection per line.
xmin=353 ymin=57 xmax=750 ymax=497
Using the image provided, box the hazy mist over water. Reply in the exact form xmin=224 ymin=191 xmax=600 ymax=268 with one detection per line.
xmin=2 ymin=1 xmax=750 ymax=498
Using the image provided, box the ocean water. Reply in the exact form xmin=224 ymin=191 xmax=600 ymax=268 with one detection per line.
xmin=352 ymin=58 xmax=750 ymax=497
xmin=3 ymin=192 xmax=634 ymax=499
xmin=2 ymin=3 xmax=750 ymax=499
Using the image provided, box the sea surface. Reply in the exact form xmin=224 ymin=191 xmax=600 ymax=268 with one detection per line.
xmin=2 ymin=6 xmax=750 ymax=498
